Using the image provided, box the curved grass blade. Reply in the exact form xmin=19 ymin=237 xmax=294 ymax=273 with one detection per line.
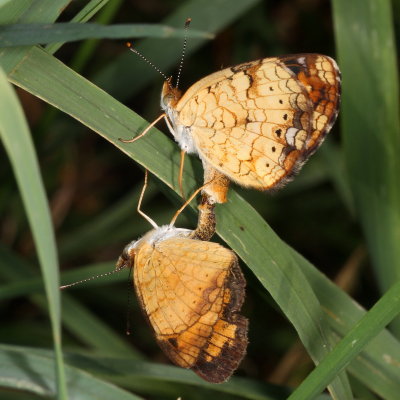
xmin=296 ymin=249 xmax=400 ymax=400
xmin=0 ymin=67 xmax=67 ymax=399
xmin=287 ymin=279 xmax=400 ymax=400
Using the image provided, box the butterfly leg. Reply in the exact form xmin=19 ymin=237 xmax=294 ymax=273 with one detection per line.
xmin=136 ymin=170 xmax=158 ymax=229
xmin=119 ymin=113 xmax=165 ymax=143
xmin=169 ymin=181 xmax=208 ymax=227
xmin=178 ymin=149 xmax=186 ymax=200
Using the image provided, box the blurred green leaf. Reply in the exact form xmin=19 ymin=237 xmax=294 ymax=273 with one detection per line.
xmin=0 ymin=0 xmax=31 ymax=24
xmin=333 ymin=0 xmax=400 ymax=332
xmin=0 ymin=345 xmax=143 ymax=400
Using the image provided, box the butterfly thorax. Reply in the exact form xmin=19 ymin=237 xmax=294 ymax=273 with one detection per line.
xmin=161 ymin=81 xmax=198 ymax=154
xmin=117 ymin=225 xmax=192 ymax=270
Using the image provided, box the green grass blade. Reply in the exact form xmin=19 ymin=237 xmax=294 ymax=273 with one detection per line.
xmin=319 ymin=141 xmax=354 ymax=215
xmin=332 ymin=0 xmax=400 ymax=331
xmin=0 ymin=345 xmax=144 ymax=400
xmin=0 ymin=22 xmax=213 ymax=47
xmin=0 ymin=0 xmax=16 ymax=10
xmin=287 ymin=280 xmax=400 ymax=400
xmin=0 ymin=67 xmax=67 ymax=399
xmin=0 ymin=0 xmax=31 ymax=24
xmin=298 ymin=251 xmax=400 ymax=399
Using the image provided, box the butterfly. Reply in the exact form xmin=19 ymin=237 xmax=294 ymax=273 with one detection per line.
xmin=117 ymin=224 xmax=248 ymax=383
xmin=161 ymin=54 xmax=341 ymax=203
xmin=61 ymin=170 xmax=247 ymax=383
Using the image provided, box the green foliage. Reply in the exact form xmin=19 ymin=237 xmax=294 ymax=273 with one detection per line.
xmin=0 ymin=0 xmax=399 ymax=399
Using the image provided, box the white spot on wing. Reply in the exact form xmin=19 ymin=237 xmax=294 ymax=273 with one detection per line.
xmin=285 ymin=127 xmax=298 ymax=146
xmin=297 ymin=57 xmax=306 ymax=66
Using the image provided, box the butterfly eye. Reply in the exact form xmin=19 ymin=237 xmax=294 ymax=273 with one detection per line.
xmin=117 ymin=244 xmax=136 ymax=269
xmin=161 ymin=94 xmax=171 ymax=109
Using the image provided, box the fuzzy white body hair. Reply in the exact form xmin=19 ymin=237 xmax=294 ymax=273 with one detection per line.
xmin=162 ymin=101 xmax=198 ymax=155
xmin=124 ymin=225 xmax=192 ymax=254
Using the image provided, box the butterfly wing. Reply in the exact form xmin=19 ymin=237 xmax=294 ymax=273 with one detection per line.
xmin=133 ymin=238 xmax=248 ymax=383
xmin=176 ymin=54 xmax=340 ymax=190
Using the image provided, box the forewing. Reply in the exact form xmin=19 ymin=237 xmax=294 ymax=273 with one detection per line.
xmin=133 ymin=238 xmax=248 ymax=383
xmin=177 ymin=54 xmax=340 ymax=190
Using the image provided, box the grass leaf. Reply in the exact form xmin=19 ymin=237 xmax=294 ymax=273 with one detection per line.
xmin=332 ymin=0 xmax=400 ymax=332
xmin=287 ymin=279 xmax=400 ymax=399
xmin=0 ymin=67 xmax=67 ymax=398
xmin=0 ymin=23 xmax=213 ymax=47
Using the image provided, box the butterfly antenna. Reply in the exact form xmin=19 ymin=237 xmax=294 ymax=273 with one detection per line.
xmin=138 ymin=170 xmax=158 ymax=229
xmin=175 ymin=17 xmax=191 ymax=89
xmin=60 ymin=266 xmax=126 ymax=290
xmin=126 ymin=42 xmax=172 ymax=89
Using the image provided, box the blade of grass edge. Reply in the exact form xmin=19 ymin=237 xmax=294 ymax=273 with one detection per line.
xmin=0 ymin=67 xmax=67 ymax=399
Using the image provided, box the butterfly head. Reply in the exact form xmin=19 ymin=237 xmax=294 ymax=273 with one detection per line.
xmin=161 ymin=78 xmax=182 ymax=110
xmin=116 ymin=242 xmax=137 ymax=270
